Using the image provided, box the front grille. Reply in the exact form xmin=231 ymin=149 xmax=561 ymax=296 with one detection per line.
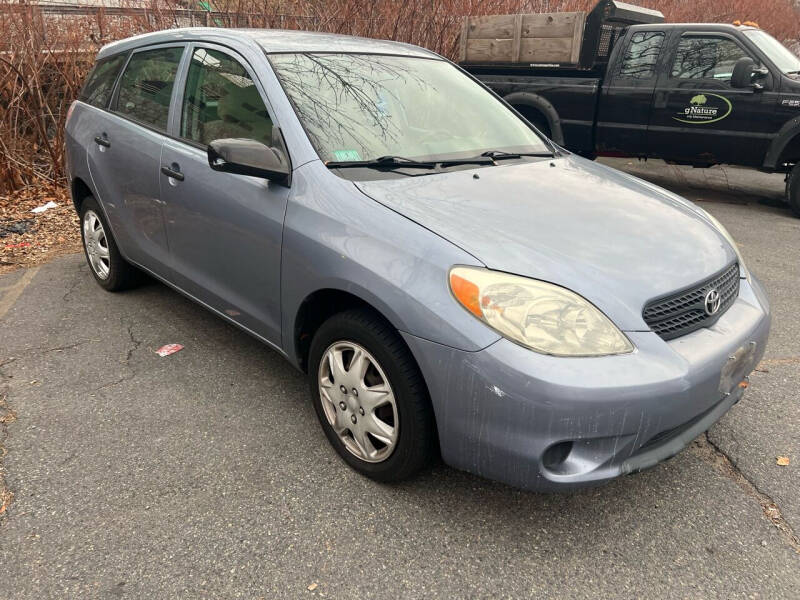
xmin=643 ymin=262 xmax=740 ymax=340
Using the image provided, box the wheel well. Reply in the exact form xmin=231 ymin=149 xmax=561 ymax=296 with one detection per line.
xmin=71 ymin=177 xmax=93 ymax=212
xmin=776 ymin=134 xmax=800 ymax=170
xmin=294 ymin=289 xmax=392 ymax=372
xmin=513 ymin=104 xmax=552 ymax=138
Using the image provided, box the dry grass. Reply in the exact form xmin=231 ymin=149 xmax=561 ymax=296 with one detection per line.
xmin=0 ymin=0 xmax=798 ymax=195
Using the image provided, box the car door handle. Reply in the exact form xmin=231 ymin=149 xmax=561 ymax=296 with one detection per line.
xmin=94 ymin=135 xmax=110 ymax=148
xmin=161 ymin=165 xmax=184 ymax=181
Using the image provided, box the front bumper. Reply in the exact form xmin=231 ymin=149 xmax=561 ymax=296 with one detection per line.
xmin=403 ymin=276 xmax=770 ymax=492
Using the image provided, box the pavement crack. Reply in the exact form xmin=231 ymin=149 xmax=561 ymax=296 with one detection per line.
xmin=3 ymin=339 xmax=100 ymax=363
xmin=124 ymin=323 xmax=142 ymax=363
xmin=692 ymin=433 xmax=800 ymax=553
xmin=61 ymin=264 xmax=86 ymax=303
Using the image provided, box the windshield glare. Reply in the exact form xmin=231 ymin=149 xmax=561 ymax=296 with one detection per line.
xmin=743 ymin=29 xmax=800 ymax=73
xmin=269 ymin=53 xmax=550 ymax=164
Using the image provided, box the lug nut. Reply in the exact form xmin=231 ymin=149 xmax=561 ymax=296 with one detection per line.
xmin=339 ymin=401 xmax=346 ymax=411
xmin=359 ymin=407 xmax=365 ymax=416
xmin=340 ymin=385 xmax=347 ymax=394
xmin=350 ymin=415 xmax=357 ymax=424
xmin=352 ymin=388 xmax=359 ymax=397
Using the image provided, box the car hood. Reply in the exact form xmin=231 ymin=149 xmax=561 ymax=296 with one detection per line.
xmin=354 ymin=155 xmax=736 ymax=331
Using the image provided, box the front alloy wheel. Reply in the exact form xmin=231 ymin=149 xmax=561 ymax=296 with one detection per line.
xmin=308 ymin=309 xmax=436 ymax=482
xmin=318 ymin=341 xmax=399 ymax=463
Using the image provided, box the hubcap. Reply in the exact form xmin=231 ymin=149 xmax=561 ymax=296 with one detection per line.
xmin=318 ymin=341 xmax=399 ymax=463
xmin=82 ymin=210 xmax=110 ymax=280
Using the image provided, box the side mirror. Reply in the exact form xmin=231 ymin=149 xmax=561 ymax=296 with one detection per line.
xmin=207 ymin=138 xmax=290 ymax=183
xmin=731 ymin=56 xmax=767 ymax=90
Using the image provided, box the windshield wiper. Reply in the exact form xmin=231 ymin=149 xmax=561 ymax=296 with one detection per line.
xmin=325 ymin=155 xmax=436 ymax=170
xmin=480 ymin=150 xmax=555 ymax=160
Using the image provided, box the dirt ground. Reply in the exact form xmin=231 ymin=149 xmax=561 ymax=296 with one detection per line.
xmin=0 ymin=186 xmax=81 ymax=276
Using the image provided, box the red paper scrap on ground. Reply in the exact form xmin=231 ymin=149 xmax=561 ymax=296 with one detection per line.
xmin=155 ymin=343 xmax=184 ymax=357
xmin=4 ymin=242 xmax=31 ymax=249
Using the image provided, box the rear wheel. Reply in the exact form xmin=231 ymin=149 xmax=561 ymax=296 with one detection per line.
xmin=787 ymin=164 xmax=800 ymax=218
xmin=79 ymin=195 xmax=141 ymax=291
xmin=308 ymin=309 xmax=436 ymax=482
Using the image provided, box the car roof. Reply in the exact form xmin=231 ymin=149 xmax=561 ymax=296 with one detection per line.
xmin=97 ymin=27 xmax=440 ymax=60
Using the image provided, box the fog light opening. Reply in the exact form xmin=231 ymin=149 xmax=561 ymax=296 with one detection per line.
xmin=542 ymin=441 xmax=574 ymax=474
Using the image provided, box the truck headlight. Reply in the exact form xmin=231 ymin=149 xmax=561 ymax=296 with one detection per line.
xmin=700 ymin=210 xmax=750 ymax=282
xmin=449 ymin=266 xmax=633 ymax=357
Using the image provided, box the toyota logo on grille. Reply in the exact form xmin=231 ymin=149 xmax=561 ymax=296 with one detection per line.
xmin=704 ymin=288 xmax=721 ymax=316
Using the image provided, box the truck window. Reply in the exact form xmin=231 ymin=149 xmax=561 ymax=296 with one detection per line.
xmin=80 ymin=54 xmax=127 ymax=109
xmin=180 ymin=48 xmax=273 ymax=146
xmin=670 ymin=36 xmax=748 ymax=82
xmin=114 ymin=46 xmax=184 ymax=131
xmin=617 ymin=31 xmax=664 ymax=79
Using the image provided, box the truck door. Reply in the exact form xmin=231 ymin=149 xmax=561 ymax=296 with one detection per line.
xmin=647 ymin=32 xmax=770 ymax=166
xmin=596 ymin=29 xmax=666 ymax=155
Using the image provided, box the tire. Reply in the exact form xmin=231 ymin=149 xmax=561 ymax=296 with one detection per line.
xmin=786 ymin=164 xmax=800 ymax=218
xmin=308 ymin=309 xmax=437 ymax=482
xmin=79 ymin=195 xmax=141 ymax=291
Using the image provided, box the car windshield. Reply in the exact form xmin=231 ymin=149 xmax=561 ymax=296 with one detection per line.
xmin=743 ymin=29 xmax=800 ymax=73
xmin=269 ymin=53 xmax=550 ymax=164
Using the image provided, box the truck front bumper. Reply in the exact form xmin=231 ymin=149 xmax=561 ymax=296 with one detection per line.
xmin=403 ymin=277 xmax=770 ymax=492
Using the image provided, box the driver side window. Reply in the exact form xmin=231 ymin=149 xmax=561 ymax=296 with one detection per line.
xmin=671 ymin=36 xmax=749 ymax=84
xmin=180 ymin=48 xmax=273 ymax=146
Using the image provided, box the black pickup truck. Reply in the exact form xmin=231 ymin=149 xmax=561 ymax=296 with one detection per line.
xmin=462 ymin=0 xmax=800 ymax=216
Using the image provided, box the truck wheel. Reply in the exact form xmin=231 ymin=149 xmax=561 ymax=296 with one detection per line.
xmin=786 ymin=164 xmax=800 ymax=218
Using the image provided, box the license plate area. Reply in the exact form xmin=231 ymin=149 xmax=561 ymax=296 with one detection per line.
xmin=719 ymin=341 xmax=758 ymax=395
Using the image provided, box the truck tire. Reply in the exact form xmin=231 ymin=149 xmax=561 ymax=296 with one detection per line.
xmin=786 ymin=164 xmax=800 ymax=218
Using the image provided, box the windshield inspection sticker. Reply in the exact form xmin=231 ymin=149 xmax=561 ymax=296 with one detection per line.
xmin=332 ymin=149 xmax=362 ymax=161
xmin=672 ymin=93 xmax=732 ymax=124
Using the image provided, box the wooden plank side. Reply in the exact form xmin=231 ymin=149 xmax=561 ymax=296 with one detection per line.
xmin=511 ymin=14 xmax=523 ymax=62
xmin=518 ymin=37 xmax=574 ymax=63
xmin=569 ymin=12 xmax=586 ymax=64
xmin=465 ymin=38 xmax=514 ymax=62
xmin=465 ymin=14 xmax=516 ymax=39
xmin=521 ymin=12 xmax=583 ymax=39
xmin=459 ymin=17 xmax=469 ymax=62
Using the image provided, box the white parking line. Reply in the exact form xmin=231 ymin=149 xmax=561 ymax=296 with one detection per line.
xmin=0 ymin=267 xmax=40 ymax=320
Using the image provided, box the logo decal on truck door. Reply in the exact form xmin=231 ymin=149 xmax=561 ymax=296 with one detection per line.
xmin=672 ymin=93 xmax=732 ymax=124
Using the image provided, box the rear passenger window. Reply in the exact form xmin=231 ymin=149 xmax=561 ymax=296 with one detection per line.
xmin=115 ymin=46 xmax=183 ymax=130
xmin=180 ymin=48 xmax=273 ymax=146
xmin=618 ymin=31 xmax=664 ymax=79
xmin=80 ymin=54 xmax=127 ymax=108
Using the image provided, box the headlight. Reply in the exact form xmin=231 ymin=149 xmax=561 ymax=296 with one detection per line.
xmin=449 ymin=267 xmax=633 ymax=357
xmin=700 ymin=209 xmax=750 ymax=282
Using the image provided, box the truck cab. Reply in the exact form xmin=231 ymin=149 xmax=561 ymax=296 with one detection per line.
xmin=599 ymin=23 xmax=800 ymax=170
xmin=461 ymin=0 xmax=800 ymax=215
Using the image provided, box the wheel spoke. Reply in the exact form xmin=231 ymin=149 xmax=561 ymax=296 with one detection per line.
xmin=352 ymin=427 xmax=377 ymax=459
xmin=360 ymin=383 xmax=393 ymax=411
xmin=348 ymin=347 xmax=369 ymax=382
xmin=96 ymin=244 xmax=109 ymax=259
xmin=326 ymin=347 xmax=348 ymax=383
xmin=364 ymin=413 xmax=395 ymax=446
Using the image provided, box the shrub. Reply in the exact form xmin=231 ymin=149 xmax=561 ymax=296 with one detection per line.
xmin=0 ymin=0 xmax=798 ymax=193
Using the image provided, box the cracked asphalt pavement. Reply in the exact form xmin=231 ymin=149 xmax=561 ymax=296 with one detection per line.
xmin=1 ymin=159 xmax=799 ymax=598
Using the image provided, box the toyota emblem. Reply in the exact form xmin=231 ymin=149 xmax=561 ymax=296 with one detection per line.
xmin=704 ymin=288 xmax=721 ymax=316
